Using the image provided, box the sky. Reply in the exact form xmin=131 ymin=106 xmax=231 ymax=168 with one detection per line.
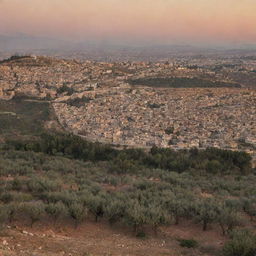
xmin=0 ymin=0 xmax=256 ymax=46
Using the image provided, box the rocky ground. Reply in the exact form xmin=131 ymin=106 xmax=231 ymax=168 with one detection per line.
xmin=0 ymin=219 xmax=227 ymax=256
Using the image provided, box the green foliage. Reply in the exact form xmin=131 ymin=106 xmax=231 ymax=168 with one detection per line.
xmin=124 ymin=200 xmax=148 ymax=235
xmin=136 ymin=231 xmax=146 ymax=239
xmin=127 ymin=77 xmax=241 ymax=88
xmin=68 ymin=203 xmax=88 ymax=228
xmin=223 ymin=230 xmax=256 ymax=256
xmin=242 ymin=198 xmax=256 ymax=220
xmin=218 ymin=205 xmax=241 ymax=235
xmin=165 ymin=195 xmax=192 ymax=225
xmin=0 ymin=97 xmax=50 ymax=140
xmin=86 ymin=194 xmax=105 ymax=222
xmin=5 ymin=202 xmax=21 ymax=223
xmin=66 ymin=96 xmax=92 ymax=107
xmin=6 ymin=133 xmax=252 ymax=175
xmin=27 ymin=177 xmax=61 ymax=194
xmin=179 ymin=239 xmax=198 ymax=248
xmin=104 ymin=197 xmax=126 ymax=225
xmin=22 ymin=202 xmax=45 ymax=227
xmin=165 ymin=127 xmax=174 ymax=135
xmin=0 ymin=137 xmax=254 ymax=237
xmin=146 ymin=205 xmax=168 ymax=235
xmin=57 ymin=85 xmax=74 ymax=96
xmin=195 ymin=198 xmax=219 ymax=231
xmin=45 ymin=202 xmax=67 ymax=224
xmin=0 ymin=205 xmax=9 ymax=228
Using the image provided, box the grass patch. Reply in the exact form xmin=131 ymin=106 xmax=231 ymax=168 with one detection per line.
xmin=0 ymin=96 xmax=51 ymax=140
xmin=127 ymin=77 xmax=241 ymax=88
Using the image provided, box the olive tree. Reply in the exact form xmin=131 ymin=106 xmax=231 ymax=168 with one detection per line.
xmin=22 ymin=202 xmax=45 ymax=227
xmin=45 ymin=202 xmax=67 ymax=225
xmin=124 ymin=199 xmax=148 ymax=235
xmin=68 ymin=202 xmax=88 ymax=228
xmin=195 ymin=198 xmax=219 ymax=231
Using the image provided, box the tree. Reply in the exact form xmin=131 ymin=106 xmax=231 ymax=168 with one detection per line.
xmin=195 ymin=198 xmax=219 ymax=231
xmin=165 ymin=197 xmax=189 ymax=225
xmin=242 ymin=199 xmax=256 ymax=221
xmin=87 ymin=195 xmax=105 ymax=222
xmin=104 ymin=199 xmax=126 ymax=225
xmin=223 ymin=230 xmax=256 ymax=256
xmin=218 ymin=207 xmax=241 ymax=235
xmin=6 ymin=203 xmax=20 ymax=223
xmin=68 ymin=203 xmax=87 ymax=228
xmin=0 ymin=205 xmax=8 ymax=229
xmin=23 ymin=202 xmax=45 ymax=227
xmin=124 ymin=200 xmax=148 ymax=235
xmin=45 ymin=202 xmax=67 ymax=225
xmin=147 ymin=205 xmax=168 ymax=236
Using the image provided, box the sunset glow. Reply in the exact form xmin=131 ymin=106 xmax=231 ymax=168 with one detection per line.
xmin=0 ymin=0 xmax=256 ymax=45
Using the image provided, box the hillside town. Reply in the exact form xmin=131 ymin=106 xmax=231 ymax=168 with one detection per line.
xmin=0 ymin=55 xmax=256 ymax=165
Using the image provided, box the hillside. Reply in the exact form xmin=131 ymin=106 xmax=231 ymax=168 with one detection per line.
xmin=0 ymin=56 xmax=255 ymax=256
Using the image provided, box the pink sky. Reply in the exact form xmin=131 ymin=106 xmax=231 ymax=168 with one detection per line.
xmin=0 ymin=0 xmax=256 ymax=44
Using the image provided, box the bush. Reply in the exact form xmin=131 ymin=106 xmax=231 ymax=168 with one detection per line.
xmin=179 ymin=239 xmax=198 ymax=248
xmin=195 ymin=198 xmax=219 ymax=231
xmin=136 ymin=231 xmax=146 ymax=239
xmin=6 ymin=202 xmax=21 ymax=223
xmin=22 ymin=202 xmax=45 ymax=227
xmin=223 ymin=230 xmax=256 ymax=256
xmin=68 ymin=203 xmax=88 ymax=228
xmin=27 ymin=177 xmax=61 ymax=194
xmin=45 ymin=202 xmax=67 ymax=224
xmin=0 ymin=205 xmax=8 ymax=228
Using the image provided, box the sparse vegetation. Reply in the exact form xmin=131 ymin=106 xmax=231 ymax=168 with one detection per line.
xmin=179 ymin=239 xmax=198 ymax=248
xmin=0 ymin=99 xmax=254 ymax=255
xmin=223 ymin=230 xmax=256 ymax=256
xmin=127 ymin=77 xmax=241 ymax=88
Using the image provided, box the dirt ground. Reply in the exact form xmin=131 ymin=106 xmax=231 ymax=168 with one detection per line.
xmin=0 ymin=218 xmax=227 ymax=256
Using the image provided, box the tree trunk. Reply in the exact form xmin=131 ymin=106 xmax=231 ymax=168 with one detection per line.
xmin=133 ymin=224 xmax=138 ymax=235
xmin=153 ymin=225 xmax=158 ymax=236
xmin=203 ymin=220 xmax=207 ymax=231
xmin=175 ymin=215 xmax=179 ymax=225
xmin=31 ymin=219 xmax=35 ymax=228
xmin=219 ymin=222 xmax=226 ymax=236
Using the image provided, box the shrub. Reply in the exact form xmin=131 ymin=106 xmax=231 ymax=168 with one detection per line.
xmin=68 ymin=203 xmax=88 ymax=228
xmin=87 ymin=195 xmax=105 ymax=222
xmin=223 ymin=230 xmax=256 ymax=256
xmin=27 ymin=177 xmax=61 ymax=194
xmin=104 ymin=198 xmax=126 ymax=225
xmin=0 ymin=205 xmax=8 ymax=228
xmin=195 ymin=198 xmax=219 ymax=231
xmin=179 ymin=239 xmax=198 ymax=248
xmin=6 ymin=202 xmax=21 ymax=223
xmin=146 ymin=206 xmax=168 ymax=235
xmin=45 ymin=202 xmax=67 ymax=225
xmin=11 ymin=178 xmax=23 ymax=191
xmin=124 ymin=200 xmax=148 ymax=235
xmin=0 ymin=192 xmax=14 ymax=203
xmin=218 ymin=207 xmax=241 ymax=235
xmin=165 ymin=127 xmax=174 ymax=135
xmin=56 ymin=85 xmax=74 ymax=95
xmin=22 ymin=202 xmax=45 ymax=227
xmin=136 ymin=231 xmax=146 ymax=239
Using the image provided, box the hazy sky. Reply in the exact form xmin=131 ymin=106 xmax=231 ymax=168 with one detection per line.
xmin=0 ymin=0 xmax=256 ymax=45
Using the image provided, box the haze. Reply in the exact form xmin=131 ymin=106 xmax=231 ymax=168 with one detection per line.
xmin=0 ymin=0 xmax=256 ymax=46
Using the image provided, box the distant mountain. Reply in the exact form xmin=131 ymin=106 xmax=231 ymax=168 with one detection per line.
xmin=0 ymin=34 xmax=74 ymax=51
xmin=1 ymin=34 xmax=255 ymax=61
